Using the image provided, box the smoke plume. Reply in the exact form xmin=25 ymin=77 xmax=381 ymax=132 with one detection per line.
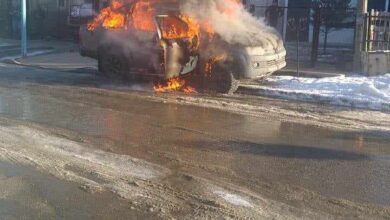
xmin=180 ymin=0 xmax=282 ymax=50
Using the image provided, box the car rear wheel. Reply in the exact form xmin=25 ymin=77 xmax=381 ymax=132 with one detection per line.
xmin=99 ymin=50 xmax=129 ymax=80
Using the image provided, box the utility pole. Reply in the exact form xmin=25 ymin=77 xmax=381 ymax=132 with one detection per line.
xmin=21 ymin=0 xmax=27 ymax=57
xmin=353 ymin=0 xmax=368 ymax=72
xmin=282 ymin=0 xmax=289 ymax=41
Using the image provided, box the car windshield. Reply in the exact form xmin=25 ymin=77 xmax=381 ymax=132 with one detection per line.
xmin=156 ymin=16 xmax=192 ymax=39
xmin=0 ymin=0 xmax=389 ymax=219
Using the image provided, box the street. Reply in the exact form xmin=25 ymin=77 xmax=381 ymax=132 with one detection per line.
xmin=0 ymin=63 xmax=389 ymax=219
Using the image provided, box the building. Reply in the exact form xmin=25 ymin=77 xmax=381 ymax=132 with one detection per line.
xmin=368 ymin=0 xmax=390 ymax=12
xmin=0 ymin=0 xmax=11 ymax=38
xmin=0 ymin=0 xmax=71 ymax=39
xmin=246 ymin=0 xmax=388 ymax=47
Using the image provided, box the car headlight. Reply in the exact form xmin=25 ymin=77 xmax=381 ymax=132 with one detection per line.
xmin=70 ymin=5 xmax=81 ymax=17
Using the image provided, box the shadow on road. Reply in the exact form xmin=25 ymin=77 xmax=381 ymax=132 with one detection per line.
xmin=229 ymin=140 xmax=369 ymax=160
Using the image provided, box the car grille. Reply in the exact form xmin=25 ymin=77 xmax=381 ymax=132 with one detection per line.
xmin=251 ymin=56 xmax=285 ymax=69
xmin=267 ymin=56 xmax=285 ymax=66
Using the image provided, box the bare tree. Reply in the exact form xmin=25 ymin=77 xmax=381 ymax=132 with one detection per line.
xmin=313 ymin=0 xmax=352 ymax=53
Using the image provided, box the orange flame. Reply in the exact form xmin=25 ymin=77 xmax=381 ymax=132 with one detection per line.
xmin=205 ymin=53 xmax=227 ymax=75
xmin=153 ymin=77 xmax=196 ymax=93
xmin=131 ymin=1 xmax=156 ymax=32
xmin=159 ymin=15 xmax=201 ymax=50
xmin=87 ymin=0 xmax=242 ymax=41
xmin=88 ymin=0 xmax=125 ymax=31
xmin=217 ymin=0 xmax=241 ymax=16
xmin=183 ymin=86 xmax=197 ymax=94
xmin=161 ymin=15 xmax=199 ymax=39
xmin=103 ymin=12 xmax=125 ymax=29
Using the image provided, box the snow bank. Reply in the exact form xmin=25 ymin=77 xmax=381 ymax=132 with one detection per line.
xmin=258 ymin=74 xmax=390 ymax=111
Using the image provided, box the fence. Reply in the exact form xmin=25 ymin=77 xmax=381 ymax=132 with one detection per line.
xmin=364 ymin=10 xmax=390 ymax=51
xmin=252 ymin=5 xmax=356 ymax=69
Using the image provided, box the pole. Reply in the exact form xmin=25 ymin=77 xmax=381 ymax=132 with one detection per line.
xmin=311 ymin=8 xmax=321 ymax=67
xmin=386 ymin=0 xmax=389 ymax=12
xmin=296 ymin=21 xmax=299 ymax=77
xmin=21 ymin=0 xmax=27 ymax=57
xmin=353 ymin=0 xmax=368 ymax=72
xmin=282 ymin=0 xmax=289 ymax=41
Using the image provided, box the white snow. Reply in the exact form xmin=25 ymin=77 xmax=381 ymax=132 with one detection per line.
xmin=0 ymin=124 xmax=168 ymax=200
xmin=215 ymin=191 xmax=253 ymax=207
xmin=256 ymin=74 xmax=390 ymax=111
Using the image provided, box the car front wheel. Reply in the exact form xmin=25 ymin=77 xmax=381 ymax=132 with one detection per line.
xmin=203 ymin=64 xmax=239 ymax=94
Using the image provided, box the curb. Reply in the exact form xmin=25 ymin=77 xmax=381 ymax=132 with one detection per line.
xmin=8 ymin=58 xmax=97 ymax=72
xmin=276 ymin=69 xmax=345 ymax=78
xmin=2 ymin=50 xmax=96 ymax=71
xmin=0 ymin=44 xmax=19 ymax=50
xmin=0 ymin=49 xmax=55 ymax=62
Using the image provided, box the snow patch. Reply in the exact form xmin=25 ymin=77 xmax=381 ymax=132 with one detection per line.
xmin=256 ymin=74 xmax=390 ymax=111
xmin=0 ymin=124 xmax=168 ymax=200
xmin=215 ymin=191 xmax=253 ymax=208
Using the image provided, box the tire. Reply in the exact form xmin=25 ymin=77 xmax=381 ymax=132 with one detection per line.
xmin=98 ymin=49 xmax=129 ymax=80
xmin=204 ymin=65 xmax=239 ymax=94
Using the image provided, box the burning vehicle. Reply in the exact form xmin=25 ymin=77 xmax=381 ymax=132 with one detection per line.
xmin=79 ymin=0 xmax=286 ymax=93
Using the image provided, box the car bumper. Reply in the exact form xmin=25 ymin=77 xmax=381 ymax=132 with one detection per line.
xmin=242 ymin=49 xmax=286 ymax=79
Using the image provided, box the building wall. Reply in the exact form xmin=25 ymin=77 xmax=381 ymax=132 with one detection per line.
xmin=0 ymin=0 xmax=11 ymax=38
xmin=368 ymin=0 xmax=388 ymax=11
xmin=28 ymin=0 xmax=70 ymax=39
xmin=0 ymin=0 xmax=71 ymax=39
xmin=362 ymin=51 xmax=390 ymax=75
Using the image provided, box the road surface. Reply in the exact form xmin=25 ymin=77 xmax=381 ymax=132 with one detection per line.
xmin=0 ymin=63 xmax=389 ymax=219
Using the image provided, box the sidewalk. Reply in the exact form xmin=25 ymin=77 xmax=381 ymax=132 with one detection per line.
xmin=13 ymin=52 xmax=97 ymax=70
xmin=0 ymin=38 xmax=96 ymax=70
xmin=0 ymin=38 xmax=80 ymax=63
xmin=0 ymin=38 xmax=78 ymax=53
xmin=275 ymin=60 xmax=347 ymax=78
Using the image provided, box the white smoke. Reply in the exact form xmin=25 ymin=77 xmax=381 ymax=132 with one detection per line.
xmin=180 ymin=0 xmax=283 ymax=50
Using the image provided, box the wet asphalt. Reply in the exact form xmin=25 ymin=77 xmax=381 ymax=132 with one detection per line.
xmin=0 ymin=63 xmax=389 ymax=209
xmin=0 ymin=160 xmax=157 ymax=220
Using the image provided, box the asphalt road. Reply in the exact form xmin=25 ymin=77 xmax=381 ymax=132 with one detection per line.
xmin=0 ymin=63 xmax=389 ymax=219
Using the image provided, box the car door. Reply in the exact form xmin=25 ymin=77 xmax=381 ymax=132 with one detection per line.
xmin=154 ymin=15 xmax=199 ymax=79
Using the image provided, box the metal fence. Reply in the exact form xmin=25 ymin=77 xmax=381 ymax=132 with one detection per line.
xmin=252 ymin=5 xmax=357 ymax=69
xmin=364 ymin=11 xmax=390 ymax=51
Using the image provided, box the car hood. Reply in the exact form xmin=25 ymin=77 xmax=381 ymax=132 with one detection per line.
xmin=244 ymin=31 xmax=285 ymax=56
